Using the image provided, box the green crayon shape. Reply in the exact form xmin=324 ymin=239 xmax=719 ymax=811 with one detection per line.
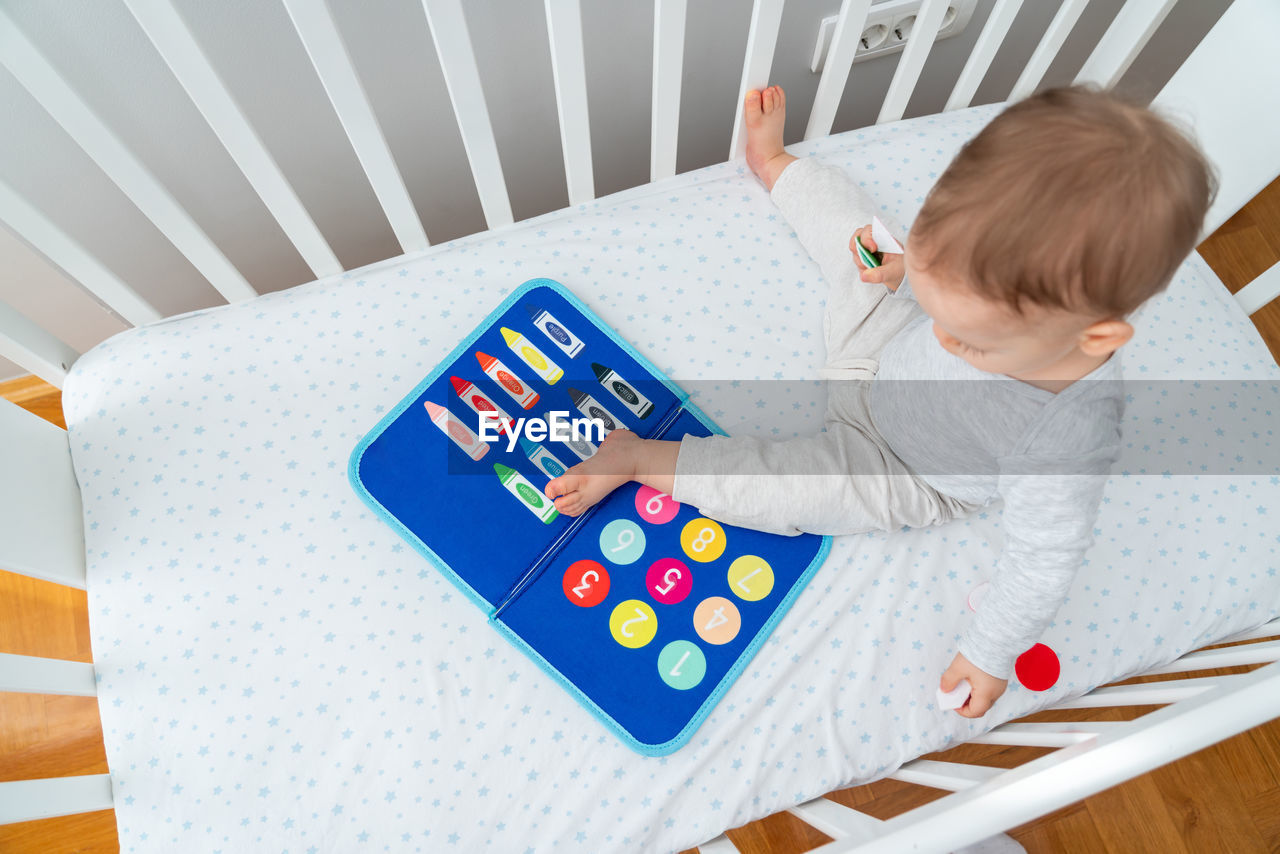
xmin=591 ymin=362 xmax=654 ymax=419
xmin=494 ymin=463 xmax=559 ymax=524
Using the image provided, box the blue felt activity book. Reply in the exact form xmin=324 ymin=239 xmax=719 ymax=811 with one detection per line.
xmin=349 ymin=278 xmax=830 ymax=754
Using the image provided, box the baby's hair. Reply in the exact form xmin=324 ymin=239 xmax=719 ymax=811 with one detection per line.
xmin=909 ymin=85 xmax=1216 ymax=318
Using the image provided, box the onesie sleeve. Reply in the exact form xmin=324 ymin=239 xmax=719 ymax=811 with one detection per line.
xmin=956 ymin=446 xmax=1116 ymax=679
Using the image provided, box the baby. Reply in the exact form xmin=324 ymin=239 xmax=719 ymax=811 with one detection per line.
xmin=545 ymin=84 xmax=1214 ymax=716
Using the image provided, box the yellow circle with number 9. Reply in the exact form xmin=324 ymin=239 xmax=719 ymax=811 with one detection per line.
xmin=608 ymin=599 xmax=658 ymax=648
xmin=680 ymin=518 xmax=726 ymax=563
xmin=727 ymin=555 xmax=773 ymax=601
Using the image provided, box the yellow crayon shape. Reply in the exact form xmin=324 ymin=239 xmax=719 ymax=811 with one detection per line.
xmin=500 ymin=327 xmax=563 ymax=385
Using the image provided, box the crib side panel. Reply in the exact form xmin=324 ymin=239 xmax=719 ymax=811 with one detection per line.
xmin=0 ymin=398 xmax=86 ymax=589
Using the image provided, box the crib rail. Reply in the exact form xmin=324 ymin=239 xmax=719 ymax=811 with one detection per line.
xmin=2 ymin=0 xmax=1280 ymax=388
xmin=697 ymin=618 xmax=1280 ymax=854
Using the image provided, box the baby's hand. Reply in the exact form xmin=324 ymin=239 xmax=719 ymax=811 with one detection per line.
xmin=850 ymin=224 xmax=905 ymax=292
xmin=940 ymin=652 xmax=1008 ymax=718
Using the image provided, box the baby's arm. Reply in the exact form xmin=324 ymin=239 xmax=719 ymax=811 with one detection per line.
xmin=950 ymin=451 xmax=1114 ymax=716
xmin=545 ymin=430 xmax=678 ymax=517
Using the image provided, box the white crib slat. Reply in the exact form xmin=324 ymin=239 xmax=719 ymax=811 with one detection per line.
xmin=1073 ymin=0 xmax=1176 ymax=90
xmin=788 ymin=796 xmax=883 ymax=842
xmin=0 ymin=6 xmax=256 ymax=306
xmin=0 ymin=653 xmax=96 ymax=697
xmin=877 ymin=0 xmax=950 ymax=125
xmin=282 ymin=0 xmax=429 ymax=253
xmin=970 ymin=721 xmax=1126 ymax=748
xmin=123 ymin=0 xmax=344 ymax=279
xmin=545 ymin=0 xmax=594 ymax=206
xmin=650 ymin=0 xmax=687 ymax=182
xmin=889 ymin=758 xmax=1003 ymax=791
xmin=1233 ymin=261 xmax=1280 ymax=316
xmin=697 ymin=834 xmax=742 ymax=854
xmin=1007 ymin=0 xmax=1090 ymax=101
xmin=824 ymin=662 xmax=1280 ymax=854
xmin=0 ymin=775 xmax=114 ymax=825
xmin=421 ymin=0 xmax=514 ymax=229
xmin=1140 ymin=640 xmax=1280 ymax=676
xmin=0 ymin=178 xmax=161 ymax=328
xmin=728 ymin=0 xmax=785 ymax=160
xmin=1050 ymin=673 xmax=1232 ymax=709
xmin=0 ymin=299 xmax=80 ymax=389
xmin=944 ymin=0 xmax=1025 ymax=111
xmin=1218 ymin=617 xmax=1280 ymax=645
xmin=804 ymin=0 xmax=873 ymax=141
xmin=0 ymin=399 xmax=86 ymax=589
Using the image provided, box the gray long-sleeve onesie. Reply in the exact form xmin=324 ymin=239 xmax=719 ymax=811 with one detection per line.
xmin=670 ymin=157 xmax=1123 ymax=679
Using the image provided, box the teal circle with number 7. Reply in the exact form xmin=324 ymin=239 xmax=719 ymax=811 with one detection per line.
xmin=657 ymin=640 xmax=706 ymax=690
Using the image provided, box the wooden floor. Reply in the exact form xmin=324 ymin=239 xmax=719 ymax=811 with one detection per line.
xmin=3 ymin=177 xmax=1279 ymax=853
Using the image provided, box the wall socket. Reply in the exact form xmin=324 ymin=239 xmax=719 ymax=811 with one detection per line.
xmin=811 ymin=0 xmax=979 ymax=73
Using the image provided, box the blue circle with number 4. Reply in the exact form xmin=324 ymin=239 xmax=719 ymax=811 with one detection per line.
xmin=599 ymin=518 xmax=645 ymax=565
xmin=657 ymin=640 xmax=706 ymax=690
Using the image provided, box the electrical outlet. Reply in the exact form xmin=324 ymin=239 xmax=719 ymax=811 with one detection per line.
xmin=811 ymin=0 xmax=977 ymax=73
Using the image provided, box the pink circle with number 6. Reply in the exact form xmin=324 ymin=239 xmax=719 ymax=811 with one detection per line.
xmin=645 ymin=557 xmax=692 ymax=605
xmin=635 ymin=485 xmax=679 ymax=525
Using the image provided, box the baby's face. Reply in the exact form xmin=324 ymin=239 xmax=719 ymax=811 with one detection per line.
xmin=904 ymin=253 xmax=1094 ymax=379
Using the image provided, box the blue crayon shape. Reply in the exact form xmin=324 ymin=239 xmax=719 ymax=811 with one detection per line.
xmin=525 ymin=303 xmax=584 ymax=359
xmin=518 ymin=437 xmax=569 ymax=479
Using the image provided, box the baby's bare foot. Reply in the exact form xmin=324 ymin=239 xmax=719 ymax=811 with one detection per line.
xmin=545 ymin=429 xmax=641 ymax=517
xmin=744 ymin=85 xmax=794 ymax=191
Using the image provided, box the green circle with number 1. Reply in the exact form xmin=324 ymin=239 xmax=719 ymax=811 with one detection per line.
xmin=657 ymin=640 xmax=706 ymax=690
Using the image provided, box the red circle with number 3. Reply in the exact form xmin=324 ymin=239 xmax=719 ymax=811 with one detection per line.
xmin=635 ymin=485 xmax=679 ymax=524
xmin=1015 ymin=643 xmax=1061 ymax=691
xmin=562 ymin=559 xmax=609 ymax=608
xmin=645 ymin=557 xmax=692 ymax=605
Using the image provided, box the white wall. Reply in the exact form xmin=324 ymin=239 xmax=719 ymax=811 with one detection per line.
xmin=0 ymin=0 xmax=1233 ymax=380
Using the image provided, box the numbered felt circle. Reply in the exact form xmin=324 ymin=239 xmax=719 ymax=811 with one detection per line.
xmin=692 ymin=596 xmax=741 ymax=645
xmin=645 ymin=558 xmax=692 ymax=605
xmin=680 ymin=517 xmax=726 ymax=563
xmin=727 ymin=555 xmax=774 ymax=601
xmin=609 ymin=599 xmax=658 ymax=648
xmin=599 ymin=518 xmax=645 ymax=565
xmin=562 ymin=559 xmax=609 ymax=608
xmin=657 ymin=640 xmax=707 ymax=690
xmin=635 ymin=485 xmax=680 ymax=525
xmin=1015 ymin=643 xmax=1061 ymax=691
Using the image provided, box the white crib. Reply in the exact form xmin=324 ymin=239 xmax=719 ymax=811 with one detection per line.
xmin=2 ymin=0 xmax=1280 ymax=852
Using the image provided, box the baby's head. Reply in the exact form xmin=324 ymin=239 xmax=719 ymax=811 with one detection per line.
xmin=905 ymin=86 xmax=1215 ymax=378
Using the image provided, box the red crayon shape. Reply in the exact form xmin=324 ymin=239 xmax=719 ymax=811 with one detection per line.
xmin=475 ymin=351 xmax=540 ymax=409
xmin=450 ymin=376 xmax=515 ymax=435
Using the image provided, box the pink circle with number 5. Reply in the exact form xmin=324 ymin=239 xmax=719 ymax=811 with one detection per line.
xmin=635 ymin=485 xmax=679 ymax=525
xmin=645 ymin=557 xmax=692 ymax=605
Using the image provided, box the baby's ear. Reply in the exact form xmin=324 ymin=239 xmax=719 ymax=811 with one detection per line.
xmin=1079 ymin=319 xmax=1133 ymax=356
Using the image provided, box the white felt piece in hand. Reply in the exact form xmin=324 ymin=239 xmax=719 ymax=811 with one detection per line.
xmin=871 ymin=216 xmax=904 ymax=254
xmin=937 ymin=679 xmax=972 ymax=710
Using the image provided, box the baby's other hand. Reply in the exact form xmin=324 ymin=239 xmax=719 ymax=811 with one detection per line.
xmin=940 ymin=652 xmax=1008 ymax=718
xmin=850 ymin=224 xmax=905 ymax=292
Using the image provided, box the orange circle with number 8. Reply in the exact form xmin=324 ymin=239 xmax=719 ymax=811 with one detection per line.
xmin=680 ymin=517 xmax=725 ymax=563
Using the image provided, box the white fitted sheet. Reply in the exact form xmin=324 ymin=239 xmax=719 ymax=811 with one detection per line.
xmin=63 ymin=103 xmax=1280 ymax=853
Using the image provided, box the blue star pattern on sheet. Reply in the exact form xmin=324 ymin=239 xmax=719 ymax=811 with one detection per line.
xmin=60 ymin=103 xmax=1279 ymax=853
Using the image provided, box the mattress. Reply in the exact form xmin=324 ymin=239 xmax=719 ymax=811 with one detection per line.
xmin=62 ymin=102 xmax=1280 ymax=853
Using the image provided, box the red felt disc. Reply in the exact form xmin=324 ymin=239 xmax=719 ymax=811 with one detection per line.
xmin=1015 ymin=643 xmax=1060 ymax=691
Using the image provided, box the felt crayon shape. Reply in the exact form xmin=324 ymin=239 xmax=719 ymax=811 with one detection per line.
xmin=450 ymin=376 xmax=515 ymax=435
xmin=475 ymin=351 xmax=540 ymax=409
xmin=500 ymin=327 xmax=563 ymax=385
xmin=518 ymin=437 xmax=569 ymax=479
xmin=567 ymin=387 xmax=625 ymax=434
xmin=494 ymin=463 xmax=559 ymax=524
xmin=591 ymin=362 xmax=654 ymax=419
xmin=525 ymin=303 xmax=584 ymax=358
xmin=424 ymin=401 xmax=488 ymax=461
xmin=561 ymin=433 xmax=597 ymax=461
